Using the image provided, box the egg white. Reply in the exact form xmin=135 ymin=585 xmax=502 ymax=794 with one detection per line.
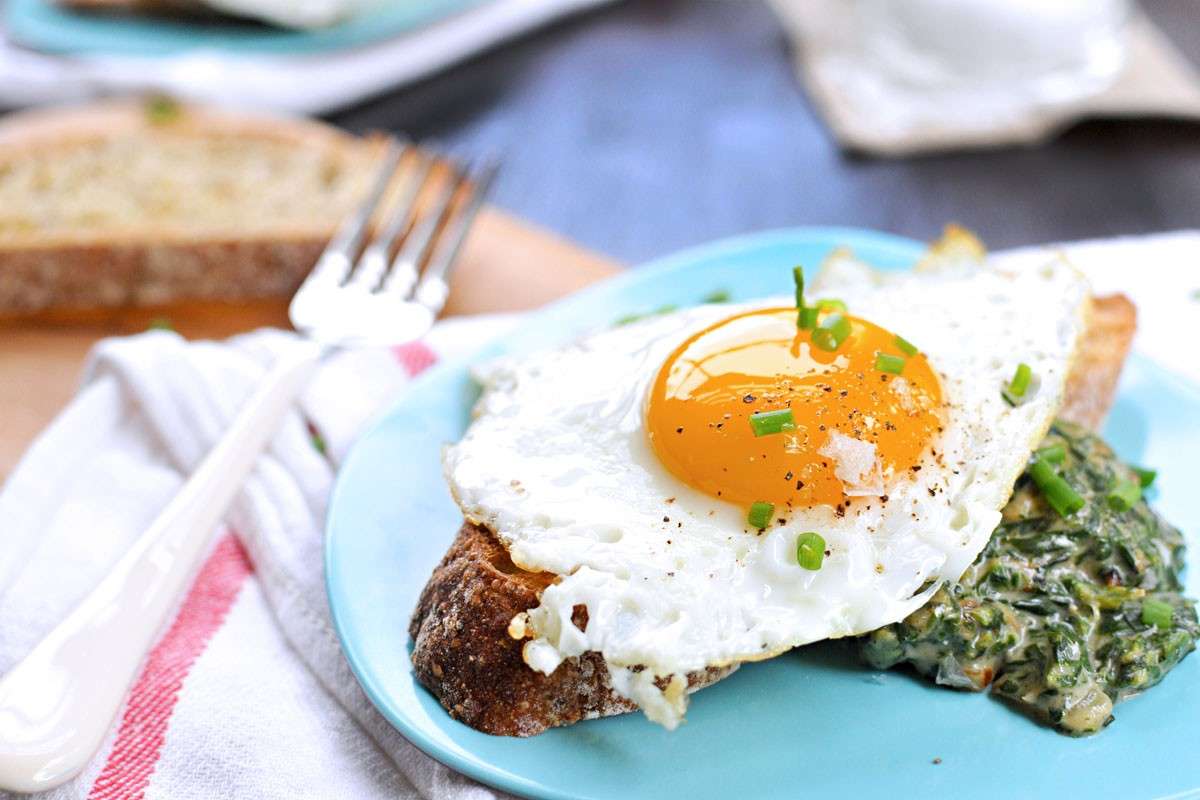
xmin=443 ymin=257 xmax=1091 ymax=727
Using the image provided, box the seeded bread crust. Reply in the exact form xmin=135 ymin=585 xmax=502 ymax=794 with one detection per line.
xmin=409 ymin=293 xmax=1137 ymax=737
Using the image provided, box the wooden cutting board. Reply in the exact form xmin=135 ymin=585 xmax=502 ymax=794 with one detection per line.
xmin=0 ymin=208 xmax=619 ymax=480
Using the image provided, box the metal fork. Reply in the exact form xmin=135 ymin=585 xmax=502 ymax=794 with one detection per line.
xmin=0 ymin=140 xmax=498 ymax=794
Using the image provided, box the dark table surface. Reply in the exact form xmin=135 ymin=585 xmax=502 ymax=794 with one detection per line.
xmin=331 ymin=0 xmax=1200 ymax=265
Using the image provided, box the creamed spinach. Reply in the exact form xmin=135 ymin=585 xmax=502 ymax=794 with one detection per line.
xmin=862 ymin=421 xmax=1199 ymax=735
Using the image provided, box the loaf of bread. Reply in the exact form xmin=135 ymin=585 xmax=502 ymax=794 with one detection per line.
xmin=409 ymin=293 xmax=1138 ymax=736
xmin=0 ymin=99 xmax=393 ymax=319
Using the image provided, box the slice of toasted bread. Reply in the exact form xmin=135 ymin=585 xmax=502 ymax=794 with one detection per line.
xmin=409 ymin=292 xmax=1138 ymax=736
xmin=408 ymin=518 xmax=734 ymax=736
xmin=0 ymin=100 xmax=406 ymax=319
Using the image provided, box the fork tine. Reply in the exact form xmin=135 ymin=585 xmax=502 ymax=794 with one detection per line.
xmin=380 ymin=162 xmax=462 ymax=299
xmin=297 ymin=139 xmax=404 ymax=293
xmin=346 ymin=148 xmax=435 ymax=292
xmin=412 ymin=159 xmax=500 ymax=315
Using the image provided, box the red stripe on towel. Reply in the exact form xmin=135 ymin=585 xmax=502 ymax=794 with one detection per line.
xmin=392 ymin=340 xmax=438 ymax=377
xmin=88 ymin=533 xmax=252 ymax=800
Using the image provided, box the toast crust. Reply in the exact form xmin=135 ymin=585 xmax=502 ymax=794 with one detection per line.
xmin=0 ymin=101 xmax=396 ymax=317
xmin=1058 ymin=294 xmax=1137 ymax=430
xmin=409 ymin=292 xmax=1139 ymax=737
xmin=408 ymin=519 xmax=733 ymax=736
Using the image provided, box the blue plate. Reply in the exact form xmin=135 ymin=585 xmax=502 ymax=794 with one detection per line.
xmin=5 ymin=0 xmax=485 ymax=56
xmin=327 ymin=228 xmax=1200 ymax=800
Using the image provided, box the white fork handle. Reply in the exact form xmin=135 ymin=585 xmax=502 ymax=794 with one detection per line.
xmin=0 ymin=345 xmax=321 ymax=794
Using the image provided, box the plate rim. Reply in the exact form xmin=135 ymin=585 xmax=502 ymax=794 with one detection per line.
xmin=4 ymin=0 xmax=488 ymax=57
xmin=325 ymin=225 xmax=1200 ymax=800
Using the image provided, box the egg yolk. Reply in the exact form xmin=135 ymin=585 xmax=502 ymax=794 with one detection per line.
xmin=647 ymin=308 xmax=943 ymax=510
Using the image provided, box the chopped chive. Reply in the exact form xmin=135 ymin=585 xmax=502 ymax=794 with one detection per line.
xmin=1003 ymin=363 xmax=1033 ymax=405
xmin=874 ymin=352 xmax=906 ymax=375
xmin=749 ymin=408 xmax=796 ymax=437
xmin=614 ymin=304 xmax=678 ymax=326
xmin=793 ymin=266 xmax=806 ymax=329
xmin=311 ymin=431 xmax=328 ymax=455
xmin=147 ymin=317 xmax=174 ymax=331
xmin=1107 ymin=479 xmax=1142 ymax=512
xmin=1029 ymin=458 xmax=1085 ymax=517
xmin=815 ymin=298 xmax=847 ymax=313
xmin=144 ymin=94 xmax=181 ymax=124
xmin=1141 ymin=599 xmax=1175 ymax=630
xmin=798 ymin=306 xmax=820 ymax=329
xmin=1010 ymin=363 xmax=1033 ymax=396
xmin=811 ymin=313 xmax=851 ymax=352
xmin=1035 ymin=443 xmax=1066 ymax=464
xmin=702 ymin=289 xmax=731 ymax=303
xmin=893 ymin=334 xmax=919 ymax=357
xmin=796 ymin=531 xmax=826 ymax=570
xmin=1133 ymin=466 xmax=1157 ymax=489
xmin=748 ymin=501 xmax=775 ymax=530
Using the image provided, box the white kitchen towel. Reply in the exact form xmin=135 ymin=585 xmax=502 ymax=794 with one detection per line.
xmin=0 ymin=0 xmax=612 ymax=114
xmin=771 ymin=0 xmax=1200 ymax=156
xmin=1 ymin=232 xmax=1199 ymax=800
xmin=0 ymin=315 xmax=522 ymax=800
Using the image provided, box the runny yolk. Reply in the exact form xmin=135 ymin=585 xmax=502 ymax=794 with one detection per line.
xmin=647 ymin=308 xmax=943 ymax=510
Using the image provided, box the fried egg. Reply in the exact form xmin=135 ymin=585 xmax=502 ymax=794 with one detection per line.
xmin=443 ymin=253 xmax=1090 ymax=728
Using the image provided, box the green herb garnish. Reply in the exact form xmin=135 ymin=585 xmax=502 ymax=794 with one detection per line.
xmin=815 ymin=298 xmax=847 ymax=313
xmin=1133 ymin=466 xmax=1157 ymax=489
xmin=1003 ymin=363 xmax=1034 ymax=406
xmin=145 ymin=94 xmax=181 ymax=124
xmin=811 ymin=313 xmax=851 ymax=352
xmin=1142 ymin=599 xmax=1175 ymax=630
xmin=747 ymin=501 xmax=775 ymax=531
xmin=1035 ymin=443 xmax=1066 ymax=464
xmin=749 ymin=408 xmax=795 ymax=437
xmin=796 ymin=532 xmax=826 ymax=570
xmin=793 ymin=266 xmax=807 ymax=328
xmin=614 ymin=304 xmax=678 ymax=326
xmin=1107 ymin=479 xmax=1142 ymax=512
xmin=1029 ymin=458 xmax=1084 ymax=517
xmin=874 ymin=352 xmax=906 ymax=375
xmin=893 ymin=334 xmax=919 ymax=357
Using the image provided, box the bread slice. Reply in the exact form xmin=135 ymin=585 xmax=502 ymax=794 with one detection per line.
xmin=409 ymin=293 xmax=1138 ymax=736
xmin=0 ymin=100 xmax=403 ymax=319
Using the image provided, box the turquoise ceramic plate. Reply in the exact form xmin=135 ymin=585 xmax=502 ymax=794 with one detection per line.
xmin=5 ymin=0 xmax=485 ymax=56
xmin=327 ymin=228 xmax=1200 ymax=800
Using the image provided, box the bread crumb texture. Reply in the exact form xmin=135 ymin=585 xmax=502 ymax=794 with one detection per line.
xmin=0 ymin=101 xmax=422 ymax=315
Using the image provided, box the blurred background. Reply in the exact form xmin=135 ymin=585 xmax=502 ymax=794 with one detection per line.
xmin=1 ymin=0 xmax=1197 ymax=263
xmin=331 ymin=0 xmax=1200 ymax=262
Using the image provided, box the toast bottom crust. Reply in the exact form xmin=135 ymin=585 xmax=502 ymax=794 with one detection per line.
xmin=408 ymin=520 xmax=733 ymax=736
